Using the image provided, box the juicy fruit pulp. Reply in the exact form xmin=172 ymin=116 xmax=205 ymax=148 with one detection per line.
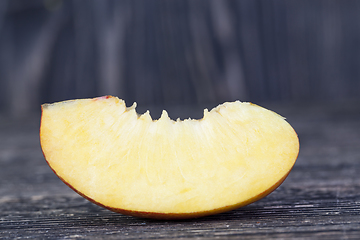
xmin=40 ymin=96 xmax=299 ymax=219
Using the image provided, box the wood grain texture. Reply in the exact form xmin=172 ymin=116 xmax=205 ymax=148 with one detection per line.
xmin=1 ymin=101 xmax=360 ymax=239
xmin=2 ymin=0 xmax=360 ymax=117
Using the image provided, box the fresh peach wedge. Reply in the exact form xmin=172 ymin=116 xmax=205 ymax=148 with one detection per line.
xmin=40 ymin=96 xmax=299 ymax=219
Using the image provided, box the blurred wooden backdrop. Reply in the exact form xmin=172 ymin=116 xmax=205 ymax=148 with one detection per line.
xmin=1 ymin=0 xmax=360 ymax=117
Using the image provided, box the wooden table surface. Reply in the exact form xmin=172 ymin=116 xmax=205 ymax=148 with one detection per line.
xmin=1 ymin=101 xmax=360 ymax=239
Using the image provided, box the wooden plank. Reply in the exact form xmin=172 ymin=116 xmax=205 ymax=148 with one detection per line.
xmin=1 ymin=101 xmax=360 ymax=239
xmin=3 ymin=0 xmax=360 ymax=116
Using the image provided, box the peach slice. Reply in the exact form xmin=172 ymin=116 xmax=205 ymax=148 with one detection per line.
xmin=40 ymin=96 xmax=299 ymax=219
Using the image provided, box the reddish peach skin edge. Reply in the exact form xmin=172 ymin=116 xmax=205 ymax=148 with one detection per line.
xmin=93 ymin=95 xmax=112 ymax=100
xmin=40 ymin=104 xmax=299 ymax=220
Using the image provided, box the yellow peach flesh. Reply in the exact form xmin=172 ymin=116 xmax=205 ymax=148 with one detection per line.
xmin=40 ymin=96 xmax=299 ymax=219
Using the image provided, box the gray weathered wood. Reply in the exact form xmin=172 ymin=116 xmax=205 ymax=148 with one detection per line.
xmin=1 ymin=101 xmax=360 ymax=239
xmin=2 ymin=0 xmax=360 ymax=117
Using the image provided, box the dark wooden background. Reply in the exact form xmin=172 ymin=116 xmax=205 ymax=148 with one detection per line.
xmin=1 ymin=1 xmax=360 ymax=238
xmin=1 ymin=0 xmax=360 ymax=117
